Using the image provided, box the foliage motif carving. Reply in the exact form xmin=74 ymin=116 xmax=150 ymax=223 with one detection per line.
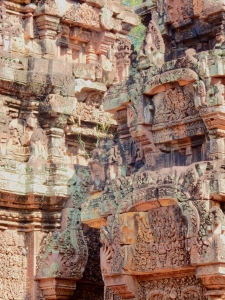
xmin=81 ymin=0 xmax=225 ymax=299
xmin=37 ymin=167 xmax=90 ymax=285
xmin=63 ymin=3 xmax=100 ymax=29
xmin=138 ymin=276 xmax=206 ymax=300
xmin=0 ymin=230 xmax=28 ymax=300
xmin=5 ymin=0 xmax=225 ymax=299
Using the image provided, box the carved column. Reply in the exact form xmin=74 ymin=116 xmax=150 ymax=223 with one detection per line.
xmin=86 ymin=42 xmax=98 ymax=64
xmin=34 ymin=13 xmax=60 ymax=57
xmin=36 ymin=167 xmax=89 ymax=299
xmin=193 ymin=206 xmax=225 ymax=299
xmin=27 ymin=230 xmax=44 ymax=300
xmin=47 ymin=127 xmax=65 ymax=163
xmin=35 ymin=15 xmax=60 ymax=40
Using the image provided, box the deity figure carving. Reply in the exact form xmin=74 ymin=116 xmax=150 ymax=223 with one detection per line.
xmin=29 ymin=128 xmax=48 ymax=163
xmin=0 ymin=0 xmax=137 ymax=298
xmin=213 ymin=33 xmax=225 ymax=55
xmin=5 ymin=0 xmax=225 ymax=299
xmin=108 ymin=144 xmax=124 ymax=179
xmin=138 ymin=21 xmax=165 ymax=69
xmin=81 ymin=1 xmax=225 ymax=299
xmin=193 ymin=80 xmax=207 ymax=109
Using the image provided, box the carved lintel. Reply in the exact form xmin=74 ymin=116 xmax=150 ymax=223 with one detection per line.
xmin=63 ymin=3 xmax=100 ymax=30
xmin=144 ymin=69 xmax=199 ymax=96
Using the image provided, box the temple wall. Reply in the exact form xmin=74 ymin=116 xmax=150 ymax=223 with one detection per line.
xmin=0 ymin=0 xmax=137 ymax=299
xmin=82 ymin=0 xmax=225 ymax=299
xmin=3 ymin=0 xmax=225 ymax=299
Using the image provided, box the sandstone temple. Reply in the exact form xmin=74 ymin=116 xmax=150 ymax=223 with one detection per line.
xmin=2 ymin=0 xmax=225 ymax=299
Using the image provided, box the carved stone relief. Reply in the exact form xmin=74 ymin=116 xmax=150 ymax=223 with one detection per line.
xmin=81 ymin=1 xmax=225 ymax=300
xmin=138 ymin=275 xmax=206 ymax=300
xmin=0 ymin=0 xmax=137 ymax=299
xmin=153 ymin=84 xmax=199 ymax=125
xmin=0 ymin=230 xmax=28 ymax=300
xmin=5 ymin=0 xmax=225 ymax=299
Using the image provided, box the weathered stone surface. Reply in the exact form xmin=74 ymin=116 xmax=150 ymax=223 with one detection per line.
xmin=81 ymin=0 xmax=225 ymax=299
xmin=5 ymin=0 xmax=225 ymax=299
xmin=0 ymin=0 xmax=136 ymax=299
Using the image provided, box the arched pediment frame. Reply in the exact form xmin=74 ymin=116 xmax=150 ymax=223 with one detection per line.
xmin=144 ymin=68 xmax=199 ymax=96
